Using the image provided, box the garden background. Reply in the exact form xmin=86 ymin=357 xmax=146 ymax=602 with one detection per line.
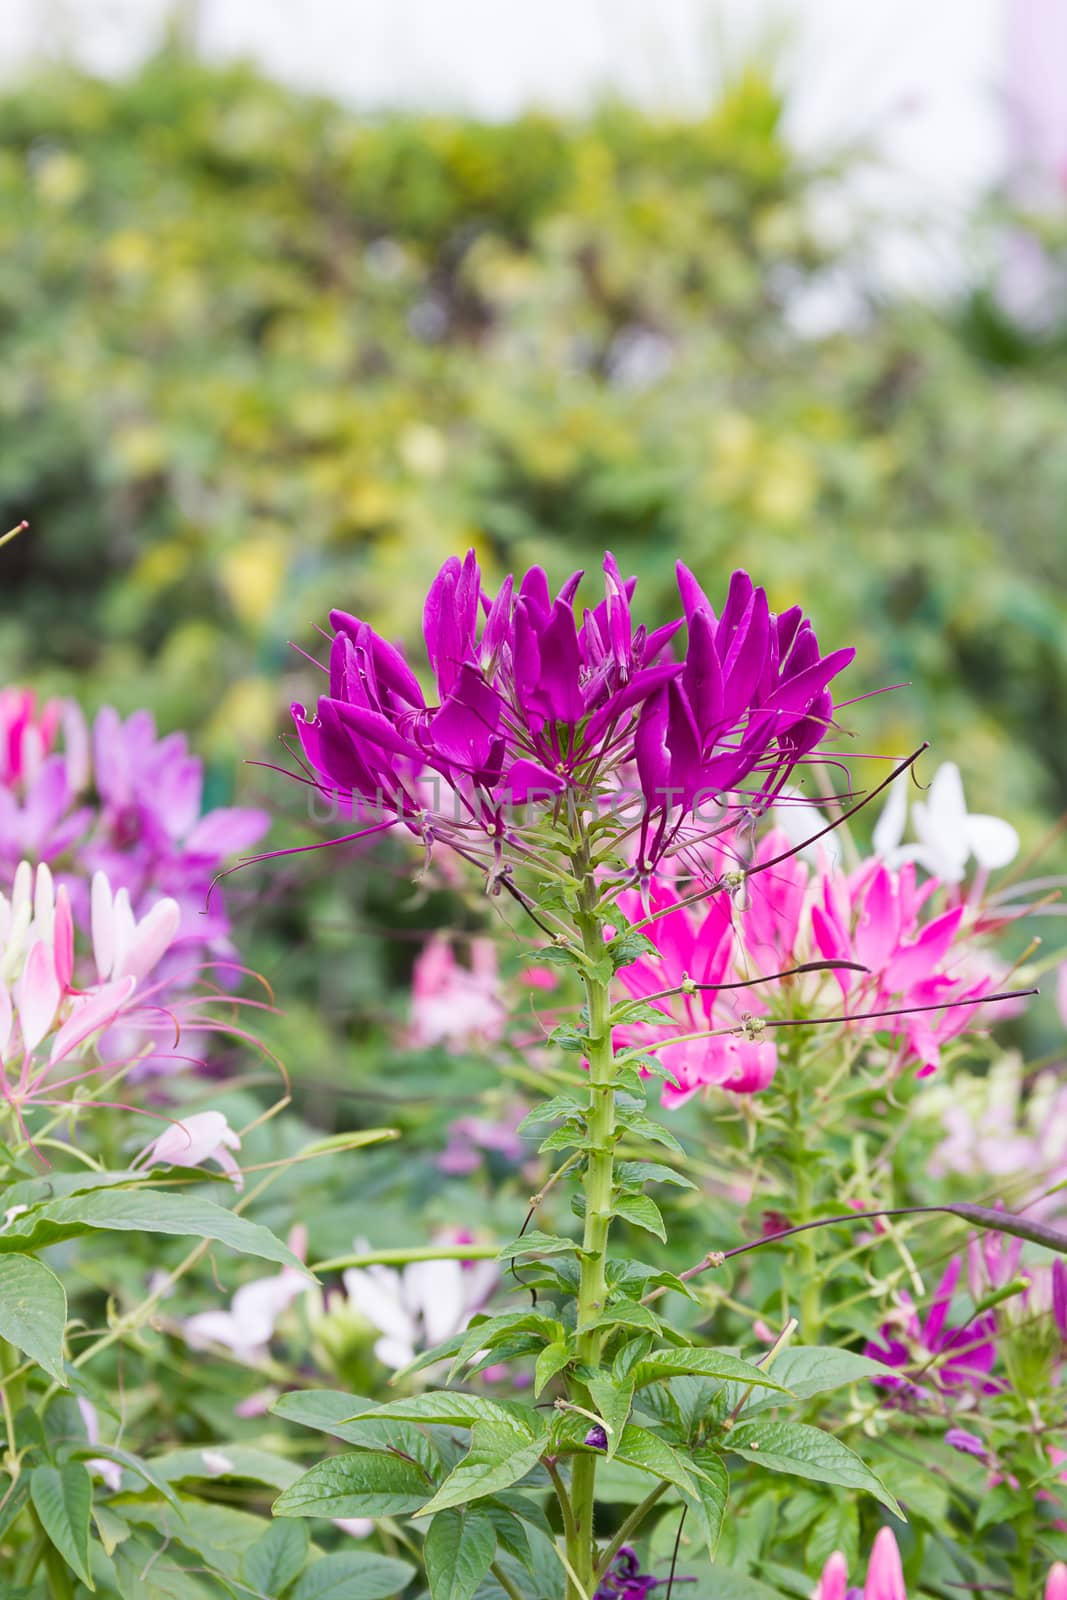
xmin=2 ymin=7 xmax=1067 ymax=1590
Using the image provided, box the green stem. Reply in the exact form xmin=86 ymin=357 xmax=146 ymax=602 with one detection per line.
xmin=595 ymin=1481 xmax=669 ymax=1580
xmin=491 ymin=1560 xmax=526 ymax=1600
xmin=567 ymin=888 xmax=618 ymax=1595
xmin=794 ymin=1159 xmax=821 ymax=1344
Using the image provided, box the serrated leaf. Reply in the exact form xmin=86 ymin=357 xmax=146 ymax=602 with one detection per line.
xmin=289 ymin=1551 xmax=416 ymax=1600
xmin=0 ymin=1190 xmax=305 ymax=1271
xmin=615 ymin=1161 xmax=697 ymax=1192
xmin=424 ymin=1506 xmax=496 ymax=1600
xmin=417 ymin=1422 xmax=546 ymax=1516
xmin=242 ymin=1518 xmax=309 ymax=1595
xmin=610 ymin=998 xmax=672 ymax=1026
xmin=736 ymin=1346 xmax=892 ymax=1415
xmin=447 ymin=1312 xmax=561 ymax=1382
xmin=534 ymin=1340 xmax=571 ymax=1398
xmin=346 ymin=1392 xmax=535 ymax=1433
xmin=611 ymin=1423 xmax=700 ymax=1498
xmin=538 ymin=1126 xmax=585 ymax=1153
xmin=0 ymin=1254 xmax=67 ymax=1383
xmin=273 ymin=1451 xmax=430 ymax=1520
xmin=270 ymin=1389 xmax=436 ymax=1473
xmin=613 ymin=1109 xmax=684 ymax=1154
xmin=548 ymin=1023 xmax=589 ymax=1053
xmin=30 ymin=1462 xmax=94 ymax=1589
xmin=611 ymin=1193 xmax=666 ymax=1241
xmin=495 ymin=1231 xmax=578 ymax=1261
xmin=725 ymin=1419 xmax=903 ymax=1518
xmin=581 ymin=1302 xmax=662 ymax=1337
xmin=516 ymin=1095 xmax=584 ymax=1131
xmin=636 ymin=1348 xmax=791 ymax=1392
xmin=606 ymin=929 xmax=658 ymax=970
xmin=681 ymin=1448 xmax=729 ymax=1559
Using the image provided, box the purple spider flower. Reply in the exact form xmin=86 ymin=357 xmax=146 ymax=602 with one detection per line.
xmin=291 ymin=552 xmax=852 ymax=878
xmin=633 ymin=566 xmax=854 ymax=873
xmin=865 ymin=1257 xmax=1000 ymax=1400
xmin=595 ymin=1547 xmax=694 ymax=1598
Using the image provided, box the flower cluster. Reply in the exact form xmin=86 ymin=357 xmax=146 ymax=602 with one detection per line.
xmin=292 ymin=553 xmax=852 ymax=875
xmin=864 ymin=1256 xmax=999 ymax=1401
xmin=0 ymin=692 xmax=268 ymax=960
xmin=0 ymin=856 xmax=261 ymax=1130
xmin=614 ymin=805 xmax=1004 ymax=1106
xmin=816 ymin=1529 xmax=1067 ymax=1599
xmin=1 ymin=860 xmax=181 ymax=1119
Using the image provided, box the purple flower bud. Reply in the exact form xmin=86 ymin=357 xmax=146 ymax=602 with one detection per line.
xmin=583 ymin=1424 xmax=608 ymax=1451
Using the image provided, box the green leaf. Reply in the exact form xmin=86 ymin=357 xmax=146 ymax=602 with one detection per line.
xmin=447 ymin=1312 xmax=561 ymax=1382
xmin=610 ymin=998 xmax=672 ymax=1026
xmin=581 ymin=1302 xmax=662 ymax=1337
xmin=636 ymin=1348 xmax=792 ymax=1392
xmin=271 ymin=1391 xmax=437 ymax=1474
xmin=516 ymin=1095 xmax=584 ymax=1130
xmin=273 ymin=1451 xmax=431 ymax=1520
xmin=725 ymin=1419 xmax=903 ymax=1518
xmin=807 ymin=1496 xmax=859 ymax=1572
xmin=736 ymin=1346 xmax=892 ymax=1415
xmin=289 ymin=1551 xmax=416 ymax=1600
xmin=70 ymin=1444 xmax=181 ymax=1507
xmin=615 ymin=1161 xmax=697 ymax=1192
xmin=681 ymin=1448 xmax=729 ymax=1560
xmin=611 ymin=1193 xmax=666 ymax=1241
xmin=495 ymin=1231 xmax=578 ymax=1261
xmin=605 ymin=929 xmax=658 ymax=970
xmin=0 ymin=1255 xmax=67 ymax=1383
xmin=30 ymin=1462 xmax=94 ymax=1589
xmin=613 ymin=1108 xmax=684 ymax=1154
xmin=534 ymin=1340 xmax=572 ymax=1398
xmin=424 ymin=1506 xmax=497 ymax=1600
xmin=0 ymin=1190 xmax=305 ymax=1271
xmin=547 ymin=1023 xmax=589 ymax=1053
xmin=346 ymin=1392 xmax=535 ymax=1433
xmin=611 ymin=1424 xmax=700 ymax=1499
xmin=538 ymin=1126 xmax=585 ymax=1154
xmin=110 ymin=1534 xmax=217 ymax=1599
xmin=416 ymin=1422 xmax=546 ymax=1516
xmin=242 ymin=1518 xmax=310 ymax=1595
xmin=587 ymin=1373 xmax=634 ymax=1459
xmin=144 ymin=1444 xmax=302 ymax=1490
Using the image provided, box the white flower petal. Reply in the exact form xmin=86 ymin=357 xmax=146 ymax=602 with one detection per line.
xmin=963 ymin=813 xmax=1020 ymax=871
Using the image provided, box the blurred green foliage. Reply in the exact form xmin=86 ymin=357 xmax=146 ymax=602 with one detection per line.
xmin=2 ymin=45 xmax=1064 ymax=826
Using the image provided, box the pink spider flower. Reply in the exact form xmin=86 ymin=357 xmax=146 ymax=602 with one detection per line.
xmin=815 ymin=1527 xmax=906 ymax=1599
xmin=810 ymin=857 xmax=999 ymax=1075
xmin=407 ymin=934 xmax=505 ymax=1052
xmin=0 ymin=688 xmax=66 ymax=787
xmin=614 ymin=876 xmax=778 ymax=1106
xmin=0 ymin=859 xmax=256 ymax=1125
xmin=135 ymin=1109 xmax=243 ymax=1189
